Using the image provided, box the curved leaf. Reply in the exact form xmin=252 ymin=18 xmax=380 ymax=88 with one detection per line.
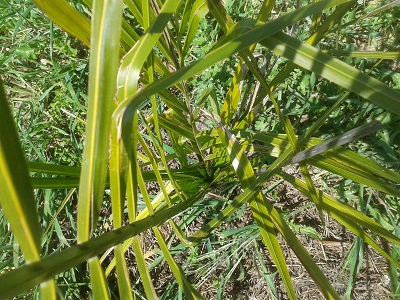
xmin=260 ymin=32 xmax=400 ymax=115
xmin=32 ymin=0 xmax=91 ymax=46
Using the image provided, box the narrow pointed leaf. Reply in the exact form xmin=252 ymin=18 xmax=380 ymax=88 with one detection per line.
xmin=117 ymin=0 xmax=182 ymax=102
xmin=278 ymin=171 xmax=400 ymax=247
xmin=217 ymin=125 xmax=297 ymax=299
xmin=77 ymin=0 xmax=123 ymax=242
xmin=153 ymin=227 xmax=203 ymax=299
xmin=40 ymin=280 xmax=57 ymax=300
xmin=89 ymin=258 xmax=111 ymax=300
xmin=0 ymin=188 xmax=207 ymax=299
xmin=115 ymin=245 xmax=134 ymax=300
xmin=260 ymin=32 xmax=400 ymax=115
xmin=32 ymin=0 xmax=91 ymax=46
xmin=132 ymin=236 xmax=158 ymax=298
xmin=118 ymin=0 xmax=354 ymax=147
xmin=181 ymin=0 xmax=208 ymax=59
xmin=0 ymin=79 xmax=41 ymax=262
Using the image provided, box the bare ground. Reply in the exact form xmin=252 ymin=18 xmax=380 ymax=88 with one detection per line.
xmin=137 ymin=176 xmax=394 ymax=300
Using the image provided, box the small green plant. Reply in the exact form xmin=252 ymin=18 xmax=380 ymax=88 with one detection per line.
xmin=0 ymin=0 xmax=399 ymax=299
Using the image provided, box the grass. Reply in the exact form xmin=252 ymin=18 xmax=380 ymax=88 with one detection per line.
xmin=1 ymin=0 xmax=88 ymax=165
xmin=0 ymin=0 xmax=399 ymax=299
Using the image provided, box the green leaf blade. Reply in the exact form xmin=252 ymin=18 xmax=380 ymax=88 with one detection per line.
xmin=261 ymin=32 xmax=400 ymax=115
xmin=0 ymin=79 xmax=41 ymax=263
xmin=77 ymin=0 xmax=124 ymax=242
xmin=32 ymin=0 xmax=91 ymax=46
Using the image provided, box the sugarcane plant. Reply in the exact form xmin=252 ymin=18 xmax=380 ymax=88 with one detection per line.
xmin=0 ymin=0 xmax=400 ymax=299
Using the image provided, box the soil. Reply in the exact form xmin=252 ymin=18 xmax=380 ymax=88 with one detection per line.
xmin=129 ymin=174 xmax=394 ymax=300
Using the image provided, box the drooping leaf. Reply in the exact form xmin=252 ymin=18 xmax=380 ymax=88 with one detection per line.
xmin=260 ymin=32 xmax=400 ymax=115
xmin=32 ymin=0 xmax=91 ymax=46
